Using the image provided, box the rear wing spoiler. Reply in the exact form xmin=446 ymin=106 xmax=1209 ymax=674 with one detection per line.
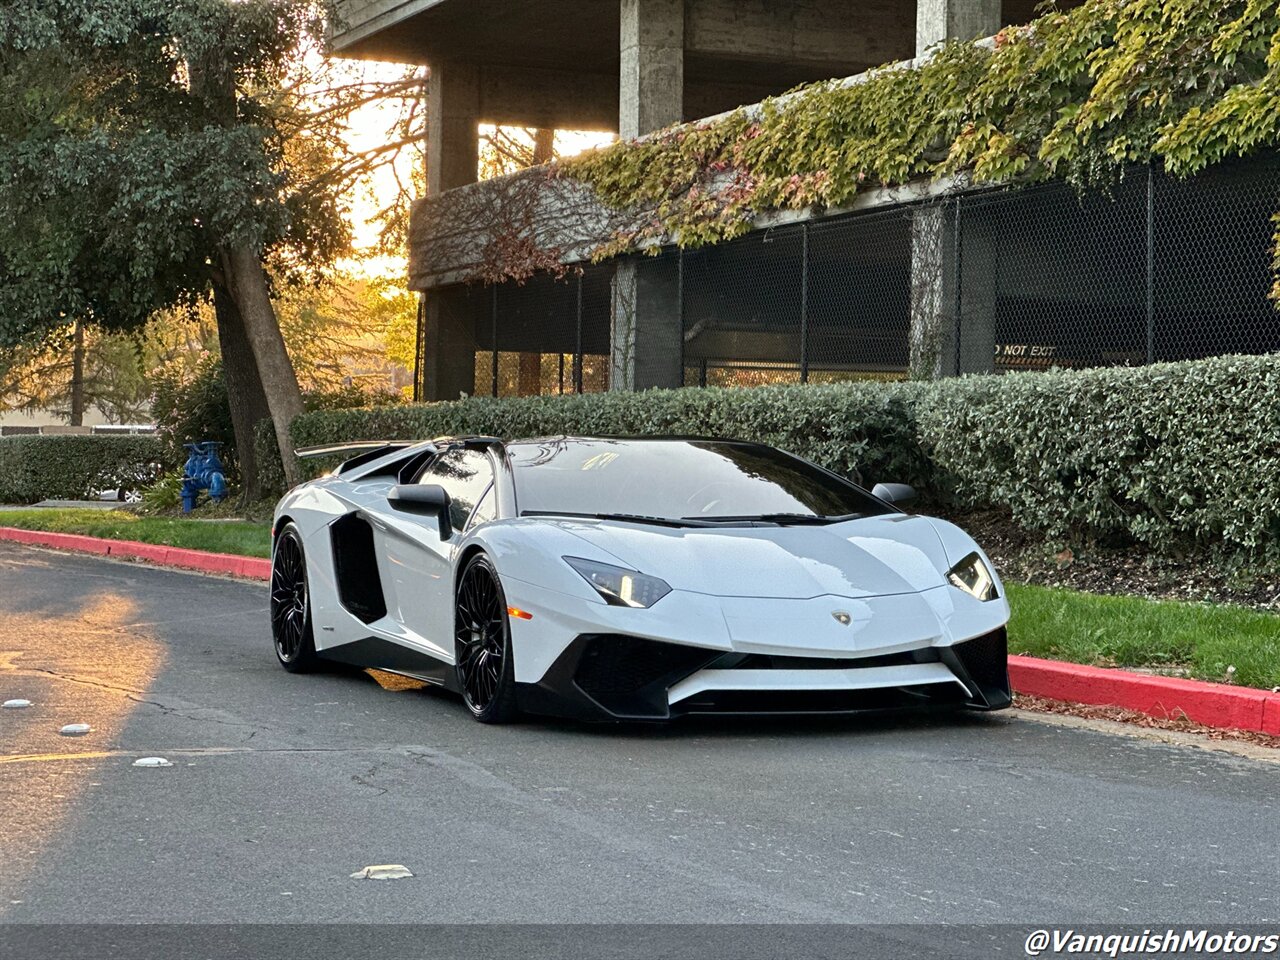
xmin=294 ymin=441 xmax=416 ymax=475
xmin=293 ymin=436 xmax=502 ymax=478
xmin=294 ymin=441 xmax=413 ymax=460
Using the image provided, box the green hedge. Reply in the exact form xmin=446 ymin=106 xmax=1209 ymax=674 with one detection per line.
xmin=921 ymin=355 xmax=1280 ymax=557
xmin=276 ymin=355 xmax=1280 ymax=560
xmin=287 ymin=382 xmax=935 ymax=492
xmin=0 ymin=434 xmax=168 ymax=504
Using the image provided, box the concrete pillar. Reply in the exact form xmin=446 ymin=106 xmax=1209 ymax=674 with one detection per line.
xmin=911 ymin=208 xmax=999 ymax=378
xmin=611 ymin=256 xmax=683 ymax=391
xmin=909 ymin=1 xmax=1001 ymax=378
xmin=420 ymin=287 xmax=478 ymax=402
xmin=915 ymin=0 xmax=1002 ymax=56
xmin=619 ymin=0 xmax=684 ymax=140
xmin=955 ymin=221 xmax=997 ymax=375
xmin=420 ymin=63 xmax=480 ymax=400
xmin=425 ymin=61 xmax=480 ymax=196
xmin=611 ymin=3 xmax=684 ymax=391
xmin=909 ymin=206 xmax=952 ymax=380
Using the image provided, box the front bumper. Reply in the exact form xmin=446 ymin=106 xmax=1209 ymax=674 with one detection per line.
xmin=515 ymin=628 xmax=1011 ymax=721
xmin=502 ymin=578 xmax=1011 ymax=721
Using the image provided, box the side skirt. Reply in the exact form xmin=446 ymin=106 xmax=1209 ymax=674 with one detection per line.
xmin=320 ymin=636 xmax=456 ymax=690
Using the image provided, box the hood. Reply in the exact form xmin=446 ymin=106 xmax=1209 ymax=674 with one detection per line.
xmin=552 ymin=514 xmax=954 ymax=600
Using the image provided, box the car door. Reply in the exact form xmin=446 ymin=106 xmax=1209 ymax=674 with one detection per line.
xmin=376 ymin=449 xmax=495 ymax=658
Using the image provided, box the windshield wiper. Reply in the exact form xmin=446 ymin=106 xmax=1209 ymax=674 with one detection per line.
xmin=522 ymin=510 xmax=714 ymax=528
xmin=684 ymin=512 xmax=864 ymax=525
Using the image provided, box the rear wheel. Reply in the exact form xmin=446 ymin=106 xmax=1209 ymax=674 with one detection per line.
xmin=454 ymin=554 xmax=519 ymax=724
xmin=271 ymin=524 xmax=319 ymax=673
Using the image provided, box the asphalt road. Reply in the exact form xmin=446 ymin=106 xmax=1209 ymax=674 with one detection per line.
xmin=0 ymin=543 xmax=1277 ymax=953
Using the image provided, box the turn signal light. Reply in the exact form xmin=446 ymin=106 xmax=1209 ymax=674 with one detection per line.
xmin=507 ymin=607 xmax=534 ymax=620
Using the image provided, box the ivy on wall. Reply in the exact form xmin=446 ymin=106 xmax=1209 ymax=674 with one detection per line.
xmin=560 ymin=0 xmax=1280 ymax=268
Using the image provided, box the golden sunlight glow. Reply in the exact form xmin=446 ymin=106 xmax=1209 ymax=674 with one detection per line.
xmin=310 ymin=51 xmax=613 ymax=271
xmin=0 ymin=592 xmax=165 ymax=901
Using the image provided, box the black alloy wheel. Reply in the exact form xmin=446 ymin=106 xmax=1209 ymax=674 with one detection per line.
xmin=271 ymin=524 xmax=318 ymax=672
xmin=454 ymin=554 xmax=519 ymax=723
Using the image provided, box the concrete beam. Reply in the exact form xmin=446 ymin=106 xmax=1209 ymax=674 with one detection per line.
xmin=335 ymin=0 xmax=920 ymax=78
xmin=620 ymin=0 xmax=684 ymax=139
xmin=426 ymin=61 xmax=480 ymax=194
xmin=687 ymin=0 xmax=911 ymax=72
xmin=916 ymin=0 xmax=1002 ymax=56
xmin=477 ymin=67 xmax=616 ymax=131
xmin=332 ymin=1 xmax=444 ymax=52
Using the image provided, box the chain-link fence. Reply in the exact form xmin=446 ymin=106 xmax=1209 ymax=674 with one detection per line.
xmin=423 ymin=152 xmax=1280 ymax=398
xmin=956 ymin=155 xmax=1280 ymax=374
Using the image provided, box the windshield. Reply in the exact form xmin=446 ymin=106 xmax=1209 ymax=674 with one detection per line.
xmin=509 ymin=439 xmax=893 ymax=523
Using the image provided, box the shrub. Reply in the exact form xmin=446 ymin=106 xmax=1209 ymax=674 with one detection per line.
xmin=153 ymin=356 xmax=403 ymax=487
xmin=305 ymin=382 xmax=404 ymax=413
xmin=139 ymin=470 xmax=184 ymax=512
xmin=286 ymin=381 xmax=936 ymax=494
xmin=254 ymin=418 xmax=285 ymax=499
xmin=918 ymin=355 xmax=1280 ymax=557
xmin=0 ymin=434 xmax=169 ymax=504
xmin=277 ymin=355 xmax=1280 ymax=560
xmin=150 ymin=355 xmax=237 ymax=479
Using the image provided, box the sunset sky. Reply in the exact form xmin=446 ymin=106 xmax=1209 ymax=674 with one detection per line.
xmin=327 ymin=57 xmax=611 ymax=270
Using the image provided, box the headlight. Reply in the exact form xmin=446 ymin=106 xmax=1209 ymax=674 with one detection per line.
xmin=564 ymin=557 xmax=672 ymax=608
xmin=947 ymin=552 xmax=998 ymax=602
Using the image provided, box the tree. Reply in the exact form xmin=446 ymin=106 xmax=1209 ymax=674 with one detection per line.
xmin=0 ymin=1 xmax=355 ymax=494
xmin=0 ymin=305 xmax=218 ymax=425
xmin=275 ymin=271 xmax=416 ymax=395
xmin=0 ymin=1 xmax=444 ymax=496
xmin=0 ymin=325 xmax=143 ymax=424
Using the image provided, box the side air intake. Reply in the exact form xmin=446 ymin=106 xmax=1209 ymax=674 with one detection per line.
xmin=329 ymin=514 xmax=387 ymax=624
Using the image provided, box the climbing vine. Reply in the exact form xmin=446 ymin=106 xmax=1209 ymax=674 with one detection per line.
xmin=559 ymin=0 xmax=1280 ymax=271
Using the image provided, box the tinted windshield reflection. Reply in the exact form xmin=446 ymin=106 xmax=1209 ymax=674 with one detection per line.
xmin=509 ymin=440 xmax=891 ymax=521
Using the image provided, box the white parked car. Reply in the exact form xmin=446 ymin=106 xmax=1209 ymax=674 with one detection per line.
xmin=97 ymin=486 xmax=144 ymax=504
xmin=271 ymin=436 xmax=1011 ymax=723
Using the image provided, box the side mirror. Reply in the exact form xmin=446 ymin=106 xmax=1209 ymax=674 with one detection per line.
xmin=871 ymin=482 xmax=918 ymax=507
xmin=388 ymin=483 xmax=453 ymax=539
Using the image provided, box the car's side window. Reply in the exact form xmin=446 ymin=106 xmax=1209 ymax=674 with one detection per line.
xmin=421 ymin=450 xmax=494 ymax=535
xmin=466 ymin=484 xmax=496 ymax=532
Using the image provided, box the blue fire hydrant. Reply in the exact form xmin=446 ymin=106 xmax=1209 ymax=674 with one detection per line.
xmin=181 ymin=441 xmax=228 ymax=513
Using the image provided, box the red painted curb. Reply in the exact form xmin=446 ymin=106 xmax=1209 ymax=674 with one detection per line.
xmin=0 ymin=526 xmax=271 ymax=581
xmin=1010 ymin=655 xmax=1280 ymax=737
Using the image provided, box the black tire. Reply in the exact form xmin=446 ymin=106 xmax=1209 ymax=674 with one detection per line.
xmin=454 ymin=554 xmax=519 ymax=724
xmin=271 ymin=523 xmax=320 ymax=673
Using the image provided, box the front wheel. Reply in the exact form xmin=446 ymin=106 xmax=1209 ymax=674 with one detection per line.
xmin=271 ymin=523 xmax=319 ymax=673
xmin=454 ymin=554 xmax=519 ymax=724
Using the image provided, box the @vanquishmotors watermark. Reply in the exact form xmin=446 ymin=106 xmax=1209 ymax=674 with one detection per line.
xmin=1025 ymin=929 xmax=1280 ymax=957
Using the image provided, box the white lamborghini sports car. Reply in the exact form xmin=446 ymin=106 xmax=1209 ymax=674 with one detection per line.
xmin=270 ymin=436 xmax=1011 ymax=723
